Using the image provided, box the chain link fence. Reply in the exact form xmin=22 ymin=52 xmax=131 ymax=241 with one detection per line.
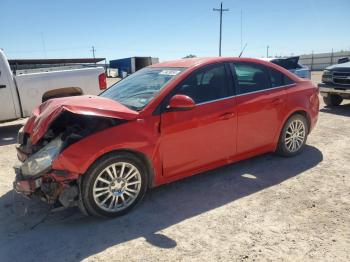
xmin=299 ymin=50 xmax=350 ymax=71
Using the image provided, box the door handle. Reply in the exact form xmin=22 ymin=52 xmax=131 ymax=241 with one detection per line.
xmin=219 ymin=112 xmax=235 ymax=120
xmin=0 ymin=85 xmax=6 ymax=89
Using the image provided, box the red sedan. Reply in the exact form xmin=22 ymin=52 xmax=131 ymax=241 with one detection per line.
xmin=14 ymin=57 xmax=319 ymax=217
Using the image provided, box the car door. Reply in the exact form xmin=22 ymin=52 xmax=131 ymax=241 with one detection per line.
xmin=160 ymin=63 xmax=237 ymax=178
xmin=0 ymin=63 xmax=17 ymax=121
xmin=229 ymin=62 xmax=288 ymax=155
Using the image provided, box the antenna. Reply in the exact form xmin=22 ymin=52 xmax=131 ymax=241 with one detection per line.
xmin=239 ymin=43 xmax=248 ymax=57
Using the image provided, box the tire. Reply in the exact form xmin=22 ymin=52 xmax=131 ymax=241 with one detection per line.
xmin=276 ymin=114 xmax=309 ymax=157
xmin=323 ymin=94 xmax=343 ymax=107
xmin=81 ymin=152 xmax=148 ymax=218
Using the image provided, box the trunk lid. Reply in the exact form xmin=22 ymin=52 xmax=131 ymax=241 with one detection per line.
xmin=24 ymin=95 xmax=139 ymax=144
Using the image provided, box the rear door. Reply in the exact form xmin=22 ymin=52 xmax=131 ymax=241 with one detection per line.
xmin=229 ymin=62 xmax=288 ymax=154
xmin=0 ymin=62 xmax=17 ymax=121
xmin=160 ymin=63 xmax=237 ymax=178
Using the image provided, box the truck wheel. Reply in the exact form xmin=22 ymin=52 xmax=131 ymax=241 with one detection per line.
xmin=323 ymin=94 xmax=343 ymax=106
xmin=276 ymin=114 xmax=308 ymax=157
xmin=81 ymin=153 xmax=148 ymax=218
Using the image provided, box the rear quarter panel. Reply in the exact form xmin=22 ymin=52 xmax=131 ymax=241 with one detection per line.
xmin=273 ymin=80 xmax=319 ymax=147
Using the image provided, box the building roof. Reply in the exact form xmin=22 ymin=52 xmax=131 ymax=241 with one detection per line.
xmin=8 ymin=58 xmax=105 ymax=65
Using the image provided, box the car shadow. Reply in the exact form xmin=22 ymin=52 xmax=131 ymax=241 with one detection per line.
xmin=320 ymin=103 xmax=350 ymax=117
xmin=0 ymin=124 xmax=22 ymax=146
xmin=0 ymin=145 xmax=323 ymax=261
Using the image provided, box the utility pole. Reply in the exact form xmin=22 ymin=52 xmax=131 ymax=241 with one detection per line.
xmin=266 ymin=45 xmax=269 ymax=58
xmin=213 ymin=2 xmax=229 ymax=57
xmin=91 ymin=46 xmax=96 ymax=64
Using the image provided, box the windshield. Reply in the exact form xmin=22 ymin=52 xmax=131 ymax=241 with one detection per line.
xmin=100 ymin=67 xmax=185 ymax=110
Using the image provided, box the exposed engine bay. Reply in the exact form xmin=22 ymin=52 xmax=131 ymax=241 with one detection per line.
xmin=14 ymin=111 xmax=124 ymax=211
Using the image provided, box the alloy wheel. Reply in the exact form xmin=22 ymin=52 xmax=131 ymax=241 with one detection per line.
xmin=284 ymin=119 xmax=306 ymax=153
xmin=92 ymin=162 xmax=142 ymax=212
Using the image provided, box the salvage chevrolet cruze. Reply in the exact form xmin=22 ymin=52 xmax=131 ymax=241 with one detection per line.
xmin=14 ymin=57 xmax=319 ymax=217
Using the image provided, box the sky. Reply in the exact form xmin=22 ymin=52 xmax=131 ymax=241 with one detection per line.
xmin=1 ymin=0 xmax=350 ymax=62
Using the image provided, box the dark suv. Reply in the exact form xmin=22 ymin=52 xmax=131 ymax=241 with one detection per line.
xmin=319 ymin=57 xmax=350 ymax=106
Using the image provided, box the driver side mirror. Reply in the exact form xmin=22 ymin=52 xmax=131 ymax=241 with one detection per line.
xmin=167 ymin=94 xmax=196 ymax=111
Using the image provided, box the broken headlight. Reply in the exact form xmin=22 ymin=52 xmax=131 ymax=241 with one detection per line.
xmin=21 ymin=137 xmax=63 ymax=177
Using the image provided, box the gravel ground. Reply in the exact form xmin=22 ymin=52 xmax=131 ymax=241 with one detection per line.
xmin=0 ymin=72 xmax=349 ymax=261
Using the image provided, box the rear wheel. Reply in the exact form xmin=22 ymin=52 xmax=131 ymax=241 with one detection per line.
xmin=276 ymin=114 xmax=308 ymax=157
xmin=81 ymin=153 xmax=148 ymax=217
xmin=323 ymin=94 xmax=343 ymax=106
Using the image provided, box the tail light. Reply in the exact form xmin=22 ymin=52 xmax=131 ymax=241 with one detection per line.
xmin=99 ymin=73 xmax=107 ymax=90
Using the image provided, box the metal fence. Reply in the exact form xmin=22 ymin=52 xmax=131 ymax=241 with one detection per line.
xmin=299 ymin=50 xmax=350 ymax=71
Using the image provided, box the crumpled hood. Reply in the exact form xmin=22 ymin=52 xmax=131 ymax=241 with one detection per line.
xmin=24 ymin=95 xmax=139 ymax=144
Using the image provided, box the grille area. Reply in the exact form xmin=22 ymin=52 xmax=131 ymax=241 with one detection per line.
xmin=332 ymin=71 xmax=350 ymax=85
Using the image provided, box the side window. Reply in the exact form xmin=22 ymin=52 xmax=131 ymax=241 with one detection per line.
xmin=229 ymin=62 xmax=271 ymax=95
xmin=268 ymin=67 xmax=295 ymax=87
xmin=177 ymin=64 xmax=229 ymax=104
xmin=283 ymin=75 xmax=295 ymax=85
xmin=268 ymin=68 xmax=284 ymax=87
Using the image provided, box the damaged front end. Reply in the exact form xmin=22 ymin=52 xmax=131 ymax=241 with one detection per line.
xmin=13 ymin=95 xmax=138 ymax=211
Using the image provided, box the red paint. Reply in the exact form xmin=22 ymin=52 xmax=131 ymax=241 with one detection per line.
xmin=168 ymin=94 xmax=196 ymax=110
xmin=21 ymin=57 xmax=319 ymax=188
xmin=24 ymin=95 xmax=138 ymax=144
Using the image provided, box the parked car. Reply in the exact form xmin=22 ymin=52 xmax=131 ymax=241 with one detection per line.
xmin=319 ymin=57 xmax=350 ymax=106
xmin=0 ymin=50 xmax=107 ymax=122
xmin=260 ymin=56 xmax=311 ymax=79
xmin=14 ymin=57 xmax=319 ymax=217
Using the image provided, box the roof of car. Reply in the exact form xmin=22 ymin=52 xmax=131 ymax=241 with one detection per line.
xmin=150 ymin=57 xmax=267 ymax=68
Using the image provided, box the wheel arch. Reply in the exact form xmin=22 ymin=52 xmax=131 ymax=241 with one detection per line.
xmin=273 ymin=109 xmax=311 ymax=150
xmin=85 ymin=148 xmax=156 ymax=189
xmin=42 ymin=87 xmax=83 ymax=102
xmin=289 ymin=110 xmax=311 ymax=132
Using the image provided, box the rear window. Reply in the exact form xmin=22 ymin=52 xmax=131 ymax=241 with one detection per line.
xmin=268 ymin=67 xmax=295 ymax=87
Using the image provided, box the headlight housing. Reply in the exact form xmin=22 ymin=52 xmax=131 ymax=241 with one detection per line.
xmin=322 ymin=70 xmax=332 ymax=83
xmin=21 ymin=137 xmax=63 ymax=177
xmin=323 ymin=70 xmax=331 ymax=76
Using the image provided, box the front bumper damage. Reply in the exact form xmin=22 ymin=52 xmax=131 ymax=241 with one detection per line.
xmin=13 ymin=131 xmax=80 ymax=210
xmin=12 ymin=96 xmax=135 ymax=212
xmin=14 ymin=164 xmax=80 ymax=209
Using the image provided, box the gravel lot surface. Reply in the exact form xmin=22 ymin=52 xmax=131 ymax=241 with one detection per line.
xmin=0 ymin=72 xmax=349 ymax=261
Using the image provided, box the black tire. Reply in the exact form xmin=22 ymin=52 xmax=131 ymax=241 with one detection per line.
xmin=276 ymin=114 xmax=309 ymax=157
xmin=323 ymin=94 xmax=343 ymax=107
xmin=81 ymin=152 xmax=148 ymax=218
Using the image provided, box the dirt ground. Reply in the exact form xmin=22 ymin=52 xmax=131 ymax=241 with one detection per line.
xmin=0 ymin=72 xmax=349 ymax=261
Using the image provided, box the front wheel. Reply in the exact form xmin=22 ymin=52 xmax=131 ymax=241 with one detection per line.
xmin=81 ymin=153 xmax=148 ymax=217
xmin=323 ymin=94 xmax=343 ymax=106
xmin=276 ymin=114 xmax=308 ymax=157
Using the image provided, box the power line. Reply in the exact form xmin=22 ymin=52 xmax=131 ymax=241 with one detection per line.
xmin=213 ymin=2 xmax=229 ymax=57
xmin=240 ymin=9 xmax=243 ymax=52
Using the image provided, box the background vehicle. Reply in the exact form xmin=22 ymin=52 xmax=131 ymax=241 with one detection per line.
xmin=14 ymin=57 xmax=319 ymax=217
xmin=0 ymin=50 xmax=107 ymax=122
xmin=319 ymin=57 xmax=350 ymax=106
xmin=260 ymin=56 xmax=311 ymax=79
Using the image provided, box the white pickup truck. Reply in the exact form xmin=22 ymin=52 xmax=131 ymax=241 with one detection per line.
xmin=0 ymin=50 xmax=107 ymax=122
